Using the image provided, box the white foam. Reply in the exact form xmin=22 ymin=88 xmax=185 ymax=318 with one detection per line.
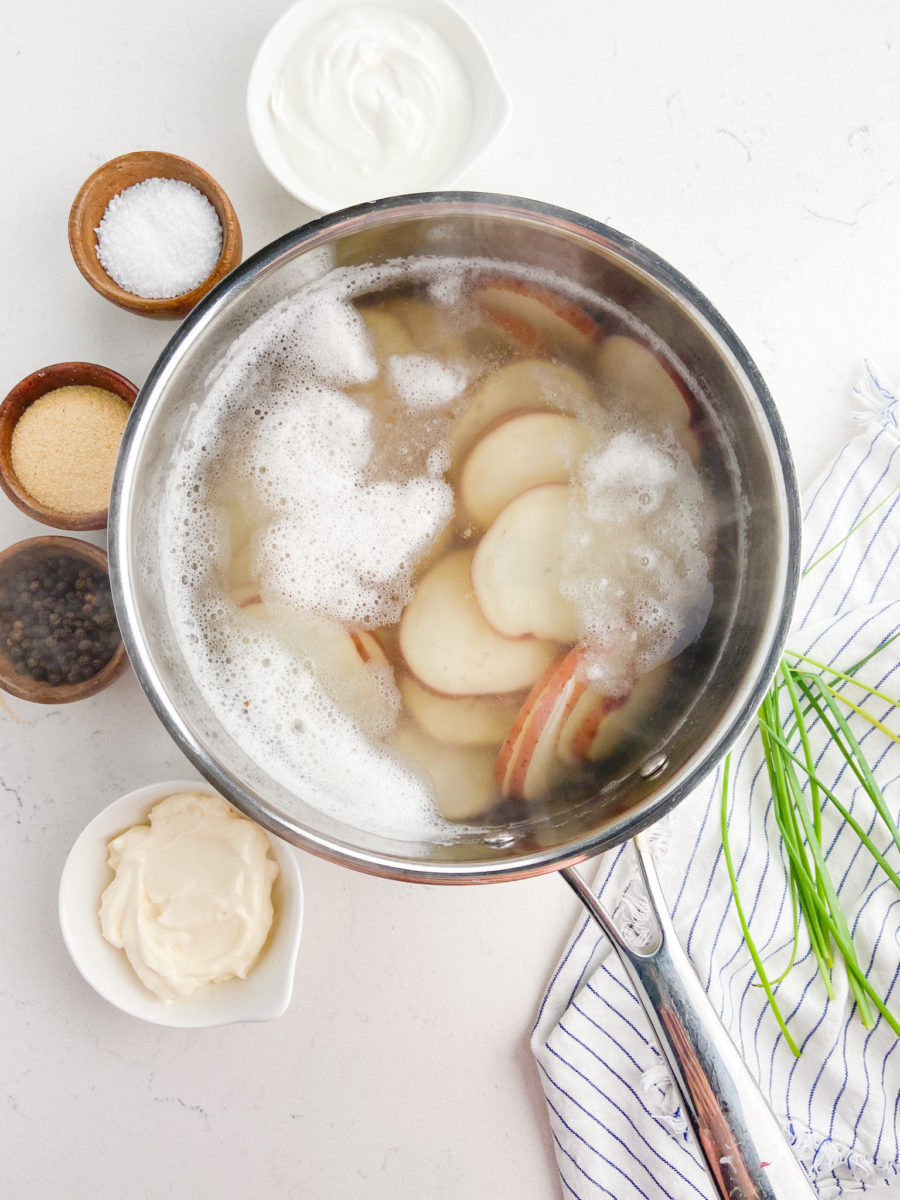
xmin=387 ymin=353 xmax=468 ymax=410
xmin=256 ymin=476 xmax=452 ymax=627
xmin=561 ymin=430 xmax=713 ymax=694
xmin=427 ymin=267 xmax=466 ymax=306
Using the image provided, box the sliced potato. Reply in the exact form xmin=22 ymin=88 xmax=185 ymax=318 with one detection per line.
xmin=350 ymin=629 xmax=389 ymax=666
xmin=450 ymin=359 xmax=594 ymax=469
xmin=239 ymin=599 xmax=269 ymax=622
xmin=471 ymin=483 xmax=578 ymax=643
xmin=594 ymin=335 xmax=699 ymax=461
xmin=267 ymin=611 xmax=398 ymax=737
xmin=400 ymin=674 xmax=522 ymax=747
xmin=588 ymin=662 xmax=672 ymax=761
xmin=556 ymin=684 xmax=615 ymax=766
xmin=474 ymin=276 xmax=603 ymax=363
xmin=386 ymin=296 xmax=470 ymax=361
xmin=232 ymin=582 xmax=263 ymax=608
xmin=222 ymin=498 xmax=260 ymax=606
xmin=459 ymin=411 xmax=593 ymax=527
xmin=495 ymin=648 xmax=586 ymax=800
xmin=358 ymin=305 xmax=417 ymax=360
xmin=399 ymin=548 xmax=559 ymax=696
xmin=389 ymin=721 xmax=498 ymax=821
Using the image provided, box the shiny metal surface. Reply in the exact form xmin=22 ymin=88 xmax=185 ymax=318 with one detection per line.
xmin=109 ymin=192 xmax=801 ymax=882
xmin=562 ymin=837 xmax=817 ymax=1200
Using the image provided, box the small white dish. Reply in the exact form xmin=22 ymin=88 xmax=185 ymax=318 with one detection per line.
xmin=58 ymin=779 xmax=303 ymax=1028
xmin=246 ymin=0 xmax=512 ymax=212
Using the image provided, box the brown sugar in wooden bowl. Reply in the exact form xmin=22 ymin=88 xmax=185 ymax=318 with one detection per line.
xmin=0 ymin=361 xmax=138 ymax=531
xmin=68 ymin=150 xmax=243 ymax=320
xmin=0 ymin=537 xmax=127 ymax=704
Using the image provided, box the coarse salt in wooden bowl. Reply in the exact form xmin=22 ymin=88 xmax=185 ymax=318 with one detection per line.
xmin=68 ymin=150 xmax=243 ymax=320
xmin=0 ymin=536 xmax=127 ymax=704
xmin=0 ymin=361 xmax=138 ymax=531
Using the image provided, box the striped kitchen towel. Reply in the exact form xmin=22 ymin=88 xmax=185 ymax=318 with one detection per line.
xmin=532 ymin=366 xmax=900 ymax=1199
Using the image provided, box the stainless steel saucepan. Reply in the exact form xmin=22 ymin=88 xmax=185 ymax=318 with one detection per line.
xmin=109 ymin=194 xmax=810 ymax=1199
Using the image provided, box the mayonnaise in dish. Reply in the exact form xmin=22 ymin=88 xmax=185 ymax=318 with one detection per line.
xmin=269 ymin=4 xmax=473 ymax=210
xmin=99 ymin=790 xmax=279 ymax=1003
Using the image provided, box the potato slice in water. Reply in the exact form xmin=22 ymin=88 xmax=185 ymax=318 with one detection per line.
xmin=358 ymin=306 xmax=417 ymax=360
xmin=268 ymin=611 xmax=397 ymax=738
xmin=459 ymin=411 xmax=593 ymax=527
xmin=472 ymin=483 xmax=579 ymax=643
xmin=473 ymin=276 xmax=603 ymax=363
xmin=400 ymin=674 xmax=522 ymax=747
xmin=399 ymin=548 xmax=559 ymax=695
xmin=449 ymin=358 xmax=594 ymax=469
xmin=495 ymin=650 xmax=673 ymax=799
xmin=349 ymin=629 xmax=389 ymax=666
xmin=238 ymin=599 xmax=269 ymax=622
xmin=221 ymin=497 xmax=261 ymax=605
xmin=594 ymin=334 xmax=699 ymax=462
xmin=556 ymin=683 xmax=619 ymax=766
xmin=233 ymin=583 xmax=263 ymax=608
xmin=390 ymin=720 xmax=498 ymax=821
xmin=587 ymin=662 xmax=672 ymax=761
xmin=556 ymin=660 xmax=673 ymax=765
xmin=385 ymin=296 xmax=470 ymax=361
xmin=495 ymin=648 xmax=587 ymax=801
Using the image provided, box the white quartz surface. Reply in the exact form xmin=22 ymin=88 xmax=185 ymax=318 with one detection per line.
xmin=2 ymin=2 xmax=900 ymax=1197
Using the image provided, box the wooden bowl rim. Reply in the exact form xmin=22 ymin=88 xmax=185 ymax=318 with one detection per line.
xmin=0 ymin=361 xmax=139 ymax=530
xmin=68 ymin=150 xmax=243 ymax=319
xmin=0 ymin=535 xmax=127 ymax=704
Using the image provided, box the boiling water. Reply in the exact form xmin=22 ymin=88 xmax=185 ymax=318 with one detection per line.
xmin=161 ymin=254 xmax=716 ymax=839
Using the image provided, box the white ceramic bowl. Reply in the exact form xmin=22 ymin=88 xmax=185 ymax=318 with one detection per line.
xmin=58 ymin=779 xmax=303 ymax=1027
xmin=246 ymin=0 xmax=512 ymax=212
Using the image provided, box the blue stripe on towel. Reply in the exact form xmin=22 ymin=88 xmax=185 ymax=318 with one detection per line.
xmin=546 ymin=1043 xmax=703 ymax=1196
xmin=543 ymin=1085 xmax=656 ymax=1200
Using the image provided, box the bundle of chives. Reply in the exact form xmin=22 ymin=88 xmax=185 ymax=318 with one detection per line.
xmin=722 ymin=639 xmax=900 ymax=1056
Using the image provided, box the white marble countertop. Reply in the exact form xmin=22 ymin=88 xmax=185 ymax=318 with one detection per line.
xmin=2 ymin=1 xmax=899 ymax=1197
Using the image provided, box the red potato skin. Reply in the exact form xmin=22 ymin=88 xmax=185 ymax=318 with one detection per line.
xmin=515 ymin=668 xmax=594 ymax=793
xmin=350 ymin=632 xmax=371 ymax=662
xmin=474 ymin=276 xmax=606 ymax=359
xmin=568 ymin=690 xmax=627 ymax=763
xmin=350 ymin=630 xmax=389 ymax=666
xmin=494 ymin=646 xmax=587 ymax=795
xmin=484 ymin=311 xmax=552 ymax=359
xmin=494 ymin=651 xmax=569 ymax=789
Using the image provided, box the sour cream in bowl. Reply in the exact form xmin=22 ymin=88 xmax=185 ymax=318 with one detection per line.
xmin=58 ymin=779 xmax=303 ymax=1027
xmin=246 ymin=0 xmax=511 ymax=212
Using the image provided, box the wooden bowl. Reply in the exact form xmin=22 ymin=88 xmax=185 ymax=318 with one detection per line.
xmin=0 ymin=361 xmax=138 ymax=530
xmin=68 ymin=151 xmax=243 ymax=319
xmin=0 ymin=536 xmax=128 ymax=704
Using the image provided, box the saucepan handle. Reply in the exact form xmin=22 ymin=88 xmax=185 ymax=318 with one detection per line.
xmin=560 ymin=831 xmax=816 ymax=1200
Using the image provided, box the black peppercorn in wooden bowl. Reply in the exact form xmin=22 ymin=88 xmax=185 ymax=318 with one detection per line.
xmin=0 ymin=536 xmax=127 ymax=703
